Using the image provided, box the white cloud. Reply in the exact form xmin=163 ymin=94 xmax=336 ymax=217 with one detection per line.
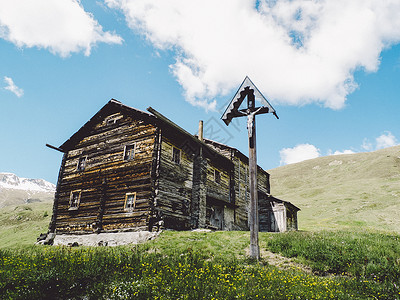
xmin=361 ymin=138 xmax=373 ymax=151
xmin=376 ymin=131 xmax=398 ymax=149
xmin=332 ymin=149 xmax=355 ymax=155
xmin=3 ymin=76 xmax=23 ymax=97
xmin=106 ymin=0 xmax=400 ymax=110
xmin=279 ymin=144 xmax=320 ymax=165
xmin=362 ymin=131 xmax=398 ymax=151
xmin=327 ymin=149 xmax=355 ymax=155
xmin=280 ymin=131 xmax=397 ymax=166
xmin=0 ymin=0 xmax=122 ymax=57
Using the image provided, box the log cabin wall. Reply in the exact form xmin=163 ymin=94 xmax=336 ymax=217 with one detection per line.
xmin=149 ymin=127 xmax=162 ymax=231
xmin=259 ymin=193 xmax=273 ymax=232
xmin=55 ymin=112 xmax=156 ymax=233
xmin=232 ymin=156 xmax=251 ymax=230
xmin=285 ymin=204 xmax=299 ymax=231
xmin=203 ymin=140 xmax=271 ymax=230
xmin=155 ymin=137 xmax=194 ymax=230
xmin=48 ymin=152 xmax=68 ymax=233
xmin=206 ymin=162 xmax=230 ymax=202
xmin=191 ymin=151 xmax=207 ymax=228
xmin=231 ymin=155 xmax=270 ymax=230
xmin=205 ymin=161 xmax=231 ymax=230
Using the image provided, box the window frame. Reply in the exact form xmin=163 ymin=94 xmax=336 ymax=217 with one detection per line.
xmin=124 ymin=192 xmax=137 ymax=212
xmin=214 ymin=169 xmax=221 ymax=184
xmin=172 ymin=147 xmax=181 ymax=165
xmin=123 ymin=143 xmax=136 ymax=161
xmin=105 ymin=114 xmax=121 ymax=126
xmin=76 ymin=156 xmax=87 ymax=171
xmin=106 ymin=118 xmax=117 ymax=126
xmin=69 ymin=190 xmax=82 ymax=210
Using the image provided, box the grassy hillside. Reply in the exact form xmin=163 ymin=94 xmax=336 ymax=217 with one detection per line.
xmin=0 ymin=201 xmax=52 ymax=248
xmin=268 ymin=145 xmax=400 ymax=232
xmin=0 ymin=189 xmax=53 ymax=208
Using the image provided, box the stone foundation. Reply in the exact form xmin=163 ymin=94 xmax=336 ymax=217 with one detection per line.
xmin=40 ymin=231 xmax=160 ymax=247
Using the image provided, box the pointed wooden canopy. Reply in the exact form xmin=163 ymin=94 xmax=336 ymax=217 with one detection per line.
xmin=221 ymin=76 xmax=278 ymax=125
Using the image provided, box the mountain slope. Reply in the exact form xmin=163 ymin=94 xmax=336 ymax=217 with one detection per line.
xmin=0 ymin=201 xmax=52 ymax=248
xmin=268 ymin=145 xmax=400 ymax=232
xmin=0 ymin=173 xmax=55 ymax=208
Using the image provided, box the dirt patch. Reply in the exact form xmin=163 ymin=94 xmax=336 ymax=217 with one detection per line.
xmin=245 ymin=247 xmax=312 ymax=273
xmin=262 ymin=249 xmax=312 ymax=273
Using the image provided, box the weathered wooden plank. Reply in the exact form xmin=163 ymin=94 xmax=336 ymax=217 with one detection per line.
xmin=54 ymin=111 xmax=157 ymax=233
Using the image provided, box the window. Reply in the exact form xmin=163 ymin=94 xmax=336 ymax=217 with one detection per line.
xmin=106 ymin=118 xmax=117 ymax=126
xmin=124 ymin=144 xmax=136 ymax=161
xmin=105 ymin=114 xmax=120 ymax=126
xmin=172 ymin=147 xmax=181 ymax=164
xmin=69 ymin=190 xmax=81 ymax=210
xmin=214 ymin=170 xmax=221 ymax=184
xmin=124 ymin=193 xmax=136 ymax=212
xmin=77 ymin=156 xmax=87 ymax=171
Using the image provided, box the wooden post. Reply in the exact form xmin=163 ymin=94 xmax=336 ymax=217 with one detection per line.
xmin=248 ymin=116 xmax=259 ymax=259
xmin=247 ymin=90 xmax=260 ymax=260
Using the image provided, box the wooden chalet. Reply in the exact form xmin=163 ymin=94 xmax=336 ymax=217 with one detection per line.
xmin=47 ymin=99 xmax=299 ymax=235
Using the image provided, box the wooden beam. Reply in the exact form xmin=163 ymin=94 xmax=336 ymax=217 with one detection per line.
xmin=46 ymin=143 xmax=64 ymax=153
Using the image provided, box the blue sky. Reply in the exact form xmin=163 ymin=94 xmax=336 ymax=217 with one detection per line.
xmin=0 ymin=0 xmax=400 ymax=184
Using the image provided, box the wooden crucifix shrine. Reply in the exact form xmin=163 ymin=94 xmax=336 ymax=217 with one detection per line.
xmin=221 ymin=76 xmax=278 ymax=259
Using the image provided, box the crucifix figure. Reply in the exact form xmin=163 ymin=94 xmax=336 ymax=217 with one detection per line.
xmin=247 ymin=107 xmax=262 ymax=138
xmin=221 ymin=76 xmax=278 ymax=260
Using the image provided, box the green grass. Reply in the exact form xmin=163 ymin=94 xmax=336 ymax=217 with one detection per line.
xmin=0 ymin=202 xmax=52 ymax=248
xmin=147 ymin=230 xmax=251 ymax=259
xmin=1 ymin=230 xmax=400 ymax=299
xmin=265 ymin=230 xmax=400 ymax=281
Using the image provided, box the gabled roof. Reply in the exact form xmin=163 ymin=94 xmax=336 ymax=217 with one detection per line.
xmin=59 ymin=99 xmax=156 ymax=151
xmin=267 ymin=195 xmax=301 ymax=211
xmin=57 ymin=99 xmax=233 ymax=169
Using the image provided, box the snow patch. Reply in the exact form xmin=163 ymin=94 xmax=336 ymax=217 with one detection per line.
xmin=0 ymin=172 xmax=55 ymax=192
